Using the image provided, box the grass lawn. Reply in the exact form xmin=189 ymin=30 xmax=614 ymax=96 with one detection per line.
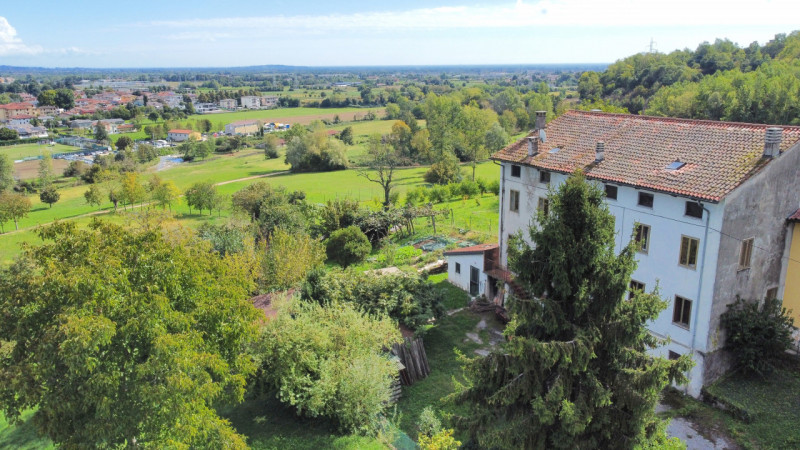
xmin=661 ymin=355 xmax=800 ymax=449
xmin=428 ymin=273 xmax=472 ymax=310
xmin=1 ymin=143 xmax=76 ymax=161
xmin=193 ymin=107 xmax=385 ymax=132
xmin=0 ymin=410 xmax=55 ymax=449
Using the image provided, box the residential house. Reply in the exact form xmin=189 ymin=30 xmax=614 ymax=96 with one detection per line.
xmin=480 ymin=110 xmax=800 ymax=397
xmin=219 ymin=98 xmax=237 ymax=110
xmin=0 ymin=102 xmax=37 ymax=121
xmin=167 ymin=129 xmax=195 ymax=142
xmin=37 ymin=105 xmax=59 ymax=116
xmin=240 ymin=96 xmax=261 ymax=109
xmin=193 ymin=102 xmax=220 ymax=114
xmin=6 ymin=124 xmax=48 ymax=139
xmin=69 ymin=119 xmax=95 ymax=129
xmin=8 ymin=115 xmax=34 ymax=126
xmin=225 ymin=119 xmax=260 ymax=135
xmin=260 ymin=96 xmax=279 ymax=108
xmin=117 ymin=124 xmax=136 ymax=133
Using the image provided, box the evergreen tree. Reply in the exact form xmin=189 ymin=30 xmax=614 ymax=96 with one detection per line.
xmin=454 ymin=171 xmax=691 ymax=449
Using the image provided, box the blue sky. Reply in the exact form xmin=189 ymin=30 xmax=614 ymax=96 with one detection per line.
xmin=0 ymin=0 xmax=796 ymax=68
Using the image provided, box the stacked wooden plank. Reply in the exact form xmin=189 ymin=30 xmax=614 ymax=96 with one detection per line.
xmin=391 ymin=337 xmax=431 ymax=386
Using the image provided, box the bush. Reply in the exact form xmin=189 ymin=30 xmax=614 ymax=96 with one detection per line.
xmin=475 ymin=177 xmax=488 ymax=195
xmin=428 ymin=185 xmax=450 ymax=203
xmin=418 ymin=429 xmax=461 ymax=450
xmin=416 ymin=406 xmax=442 ymax=437
xmin=405 ymin=186 xmax=429 ymax=205
xmin=326 ymin=226 xmax=371 ymax=266
xmin=261 ymin=228 xmax=325 ymax=291
xmin=423 ymin=152 xmax=462 ymax=185
xmin=458 ymin=179 xmax=480 ymax=198
xmin=264 ymin=146 xmax=279 ymax=159
xmin=301 ymin=267 xmax=446 ymax=330
xmin=488 ymin=179 xmax=500 ymax=195
xmin=446 ymin=182 xmax=461 ymax=199
xmin=255 ymin=298 xmax=401 ymax=434
xmin=721 ymin=296 xmax=794 ymax=375
xmin=63 ymin=160 xmax=89 ymax=178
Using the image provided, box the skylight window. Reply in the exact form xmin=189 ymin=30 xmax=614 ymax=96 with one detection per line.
xmin=666 ymin=160 xmax=686 ymax=170
xmin=549 ymin=147 xmax=560 ymax=154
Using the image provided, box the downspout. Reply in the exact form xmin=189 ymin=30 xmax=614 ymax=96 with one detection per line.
xmin=494 ymin=160 xmax=505 ymax=263
xmin=688 ymin=201 xmax=711 ymax=392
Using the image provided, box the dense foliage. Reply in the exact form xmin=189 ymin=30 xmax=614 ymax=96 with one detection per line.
xmin=254 ymin=297 xmax=401 ymax=433
xmin=325 ymin=225 xmax=372 ymax=266
xmin=0 ymin=221 xmax=261 ymax=448
xmin=301 ymin=267 xmax=445 ymax=330
xmin=261 ymin=227 xmax=326 ymax=291
xmin=454 ymin=172 xmax=691 ymax=449
xmin=284 ymin=122 xmax=348 ymax=172
xmin=721 ymin=296 xmax=795 ymax=375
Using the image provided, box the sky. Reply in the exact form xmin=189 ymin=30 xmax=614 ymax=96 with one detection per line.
xmin=0 ymin=0 xmax=797 ymax=68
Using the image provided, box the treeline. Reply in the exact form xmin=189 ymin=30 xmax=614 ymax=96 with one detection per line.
xmin=578 ymin=30 xmax=800 ymax=124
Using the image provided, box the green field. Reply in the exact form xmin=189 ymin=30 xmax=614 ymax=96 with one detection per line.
xmin=1 ymin=143 xmax=77 ymax=161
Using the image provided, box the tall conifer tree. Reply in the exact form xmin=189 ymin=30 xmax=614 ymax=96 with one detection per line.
xmin=455 ymin=171 xmax=691 ymax=449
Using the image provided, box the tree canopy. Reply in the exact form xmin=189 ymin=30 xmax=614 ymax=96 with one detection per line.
xmin=0 ymin=221 xmax=261 ymax=448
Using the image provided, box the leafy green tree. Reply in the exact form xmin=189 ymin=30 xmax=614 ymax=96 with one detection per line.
xmin=285 ymin=129 xmax=347 ymax=172
xmin=325 ymin=225 xmax=371 ymax=267
xmin=185 ymin=181 xmax=218 ymax=215
xmin=0 ymin=127 xmax=18 ymax=141
xmin=454 ymin=171 xmax=691 ymax=449
xmin=358 ymin=134 xmax=403 ymax=209
xmin=485 ymin=122 xmax=509 ymax=153
xmin=83 ymin=185 xmax=103 ymax=208
xmin=0 ymin=154 xmax=14 ymax=192
xmin=94 ymin=122 xmax=109 ymax=142
xmin=38 ymin=150 xmax=54 ymax=187
xmin=264 ymin=133 xmax=280 ymax=159
xmin=254 ymin=297 xmax=401 ymax=434
xmin=36 ymin=89 xmax=57 ymax=107
xmin=338 ymin=126 xmax=354 ymax=145
xmin=232 ymin=182 xmax=308 ymax=240
xmin=120 ymin=172 xmax=146 ymax=209
xmin=54 ymin=88 xmax=75 ymax=110
xmin=721 ymin=296 xmax=794 ymax=375
xmin=261 ymin=227 xmax=325 ymax=291
xmin=115 ymin=135 xmax=133 ymax=151
xmin=578 ymin=71 xmax=602 ymax=101
xmin=152 ymin=180 xmax=180 ymax=211
xmin=0 ymin=221 xmax=260 ymax=448
xmin=38 ymin=185 xmax=60 ymax=208
xmin=424 ymin=151 xmax=462 ymax=185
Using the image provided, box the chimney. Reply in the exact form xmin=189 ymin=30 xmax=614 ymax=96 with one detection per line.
xmin=534 ymin=111 xmax=547 ymax=131
xmin=764 ymin=127 xmax=783 ymax=158
xmin=527 ymin=136 xmax=538 ymax=157
xmin=595 ymin=141 xmax=605 ymax=162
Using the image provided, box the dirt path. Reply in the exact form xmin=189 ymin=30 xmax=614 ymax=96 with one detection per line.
xmin=1 ymin=170 xmax=290 ymax=236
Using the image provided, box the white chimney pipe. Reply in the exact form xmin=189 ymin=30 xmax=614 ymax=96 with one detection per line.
xmin=535 ymin=111 xmax=546 ymax=131
xmin=527 ymin=136 xmax=538 ymax=157
xmin=764 ymin=127 xmax=783 ymax=158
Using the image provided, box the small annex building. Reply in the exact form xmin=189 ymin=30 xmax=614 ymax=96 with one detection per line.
xmin=443 ymin=243 xmax=502 ymax=302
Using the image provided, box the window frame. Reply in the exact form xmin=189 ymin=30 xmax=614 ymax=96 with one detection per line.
xmin=672 ymin=295 xmax=692 ymax=329
xmin=766 ymin=287 xmax=778 ymax=300
xmin=634 ymin=224 xmax=651 ymax=254
xmin=685 ymin=201 xmax=703 ymax=219
xmin=638 ymin=192 xmax=654 ymax=208
xmin=605 ymin=184 xmax=618 ymax=200
xmin=738 ymin=237 xmax=754 ymax=270
xmin=509 ymin=189 xmax=520 ymax=212
xmin=539 ymin=171 xmax=551 ymax=184
xmin=668 ymin=350 xmax=681 ymax=361
xmin=537 ymin=197 xmax=549 ymax=216
xmin=629 ymin=280 xmax=645 ymax=300
xmin=510 ymin=164 xmax=521 ymax=178
xmin=455 ymin=262 xmax=461 ymax=274
xmin=679 ymin=235 xmax=700 ymax=269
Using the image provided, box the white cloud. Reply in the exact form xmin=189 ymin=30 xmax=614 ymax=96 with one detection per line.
xmin=0 ymin=16 xmax=42 ymax=55
xmin=146 ymin=0 xmax=797 ymax=37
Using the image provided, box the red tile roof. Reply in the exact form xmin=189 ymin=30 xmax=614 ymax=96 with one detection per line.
xmin=168 ymin=129 xmax=194 ymax=134
xmin=443 ymin=243 xmax=498 ymax=256
xmin=0 ymin=102 xmax=34 ymax=110
xmin=491 ymin=110 xmax=800 ymax=202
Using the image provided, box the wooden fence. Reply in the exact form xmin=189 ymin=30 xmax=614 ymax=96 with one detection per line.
xmin=391 ymin=337 xmax=431 ymax=386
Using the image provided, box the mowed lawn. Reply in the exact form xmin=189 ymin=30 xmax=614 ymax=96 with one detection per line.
xmin=0 ymin=159 xmax=499 ymax=263
xmin=192 ymin=107 xmax=385 ymax=132
xmin=2 ymin=143 xmax=76 ymax=161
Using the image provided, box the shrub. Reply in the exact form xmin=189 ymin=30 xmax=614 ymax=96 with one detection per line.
xmin=255 ymin=298 xmax=401 ymax=434
xmin=428 ymin=185 xmax=450 ymax=204
xmin=458 ymin=179 xmax=480 ymax=198
xmin=405 ymin=186 xmax=428 ymax=205
xmin=475 ymin=177 xmax=488 ymax=195
xmin=261 ymin=228 xmax=325 ymax=291
xmin=326 ymin=226 xmax=371 ymax=266
xmin=721 ymin=296 xmax=794 ymax=375
xmin=423 ymin=152 xmax=462 ymax=185
xmin=446 ymin=182 xmax=461 ymax=199
xmin=488 ymin=179 xmax=500 ymax=195
xmin=301 ymin=267 xmax=446 ymax=330
xmin=416 ymin=406 xmax=442 ymax=437
xmin=418 ymin=429 xmax=461 ymax=450
xmin=63 ymin=160 xmax=88 ymax=178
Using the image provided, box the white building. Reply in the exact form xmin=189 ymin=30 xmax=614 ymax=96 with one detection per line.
xmin=443 ymin=244 xmax=500 ymax=299
xmin=260 ymin=96 xmax=279 ymax=108
xmin=219 ymin=98 xmax=237 ymax=110
xmin=167 ymin=129 xmax=194 ymax=142
xmin=483 ymin=110 xmax=800 ymax=397
xmin=240 ymin=96 xmax=261 ymax=109
xmin=193 ymin=102 xmax=220 ymax=114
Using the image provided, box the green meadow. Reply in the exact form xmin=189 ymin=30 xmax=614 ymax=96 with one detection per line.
xmin=0 ymin=143 xmax=76 ymax=161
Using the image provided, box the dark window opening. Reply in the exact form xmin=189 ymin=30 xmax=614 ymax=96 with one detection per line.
xmin=539 ymin=171 xmax=551 ymax=184
xmin=685 ymin=201 xmax=703 ymax=219
xmin=629 ymin=280 xmax=645 ymax=300
xmin=509 ymin=190 xmax=520 ymax=212
xmin=455 ymin=262 xmax=461 ymax=274
xmin=638 ymin=192 xmax=654 ymax=208
xmin=511 ymin=165 xmax=521 ymax=177
xmin=668 ymin=351 xmax=681 ymax=360
xmin=672 ymin=296 xmax=692 ymax=329
xmin=605 ymin=185 xmax=618 ymax=200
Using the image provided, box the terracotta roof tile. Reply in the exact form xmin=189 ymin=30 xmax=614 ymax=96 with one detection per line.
xmin=492 ymin=110 xmax=800 ymax=202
